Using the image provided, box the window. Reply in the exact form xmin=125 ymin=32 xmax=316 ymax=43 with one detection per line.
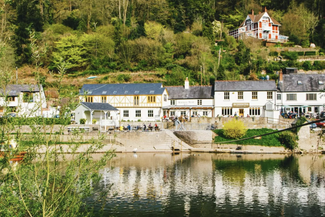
xmin=147 ymin=96 xmax=156 ymax=103
xmin=171 ymin=100 xmax=175 ymax=105
xmin=222 ymin=107 xmax=232 ymax=116
xmin=148 ymin=110 xmax=153 ymax=117
xmin=308 ymin=107 xmax=312 ymax=112
xmin=252 ymin=92 xmax=258 ymax=100
xmin=197 ymin=100 xmax=202 ymax=105
xmin=123 ymin=110 xmax=129 ymax=117
xmin=164 ymin=94 xmax=167 ymax=102
xmin=85 ymin=96 xmax=93 ymax=102
xmin=23 ymin=93 xmax=33 ymax=102
xmin=135 ymin=110 xmax=141 ymax=117
xmin=170 ymin=111 xmax=175 ymax=116
xmin=277 ymin=94 xmax=281 ymax=100
xmin=286 ymin=94 xmax=297 ymax=101
xmin=203 ymin=111 xmax=208 ymax=116
xmin=134 ymin=96 xmax=139 ymax=105
xmin=192 ymin=111 xmax=197 ymax=116
xmin=238 ymin=92 xmax=243 ymax=100
xmin=267 ymin=92 xmax=273 ymax=99
xmin=306 ymin=93 xmax=316 ymax=101
xmin=181 ymin=111 xmax=186 ymax=116
xmin=101 ymin=96 xmax=106 ymax=103
xmin=6 ymin=96 xmax=15 ymax=102
xmin=224 ymin=92 xmax=230 ymax=100
xmin=249 ymin=107 xmax=261 ymax=116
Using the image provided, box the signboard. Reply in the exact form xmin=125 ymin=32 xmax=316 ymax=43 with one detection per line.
xmin=177 ymin=100 xmax=197 ymax=106
xmin=232 ymin=103 xmax=249 ymax=108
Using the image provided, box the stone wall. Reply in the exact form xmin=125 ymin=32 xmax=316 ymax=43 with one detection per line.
xmin=298 ymin=127 xmax=325 ymax=152
xmin=163 ymin=117 xmax=293 ymax=130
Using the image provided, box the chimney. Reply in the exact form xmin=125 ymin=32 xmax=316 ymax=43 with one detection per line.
xmin=279 ymin=70 xmax=283 ymax=82
xmin=251 ymin=9 xmax=254 ymax=16
xmin=263 ymin=6 xmax=267 ymax=12
xmin=185 ymin=77 xmax=189 ymax=89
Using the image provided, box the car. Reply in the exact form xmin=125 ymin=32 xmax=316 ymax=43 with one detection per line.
xmin=315 ymin=120 xmax=325 ymax=128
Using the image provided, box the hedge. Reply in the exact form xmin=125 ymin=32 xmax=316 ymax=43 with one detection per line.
xmin=0 ymin=117 xmax=71 ymax=125
xmin=305 ymin=51 xmax=317 ymax=56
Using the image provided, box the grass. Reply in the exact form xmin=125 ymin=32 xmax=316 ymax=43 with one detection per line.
xmin=214 ymin=128 xmax=283 ymax=147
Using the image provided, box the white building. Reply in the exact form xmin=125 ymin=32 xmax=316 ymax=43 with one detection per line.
xmin=0 ymin=84 xmax=47 ymax=117
xmin=214 ymin=80 xmax=278 ymax=118
xmin=277 ymin=72 xmax=325 ymax=116
xmin=74 ymin=102 xmax=119 ymax=128
xmin=164 ymin=78 xmax=214 ymax=119
xmin=79 ymin=83 xmax=168 ymax=122
xmin=229 ymin=7 xmax=288 ymax=42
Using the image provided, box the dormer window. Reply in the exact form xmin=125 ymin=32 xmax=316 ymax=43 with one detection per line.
xmin=124 ymin=91 xmax=128 ymax=94
xmin=113 ymin=91 xmax=117 ymax=94
xmin=134 ymin=91 xmax=139 ymax=94
xmin=88 ymin=91 xmax=92 ymax=94
xmin=297 ymin=81 xmax=302 ymax=85
xmin=150 ymin=90 xmax=155 ymax=94
xmin=319 ymin=81 xmax=324 ymax=85
xmin=102 ymin=91 xmax=107 ymax=94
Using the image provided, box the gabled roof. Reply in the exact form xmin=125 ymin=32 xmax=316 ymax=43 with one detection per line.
xmin=166 ymin=86 xmax=214 ymax=99
xmin=279 ymin=74 xmax=325 ymax=92
xmin=81 ymin=102 xmax=118 ymax=111
xmin=79 ymin=83 xmax=165 ymax=96
xmin=239 ymin=12 xmax=281 ymax=27
xmin=0 ymin=84 xmax=41 ymax=96
xmin=214 ymin=80 xmax=277 ymax=91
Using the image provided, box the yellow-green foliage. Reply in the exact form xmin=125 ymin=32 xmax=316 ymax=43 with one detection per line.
xmin=222 ymin=119 xmax=247 ymax=139
xmin=145 ymin=21 xmax=164 ymax=40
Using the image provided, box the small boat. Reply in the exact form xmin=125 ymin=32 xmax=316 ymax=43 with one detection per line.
xmin=87 ymin=76 xmax=97 ymax=79
xmin=0 ymin=139 xmax=26 ymax=162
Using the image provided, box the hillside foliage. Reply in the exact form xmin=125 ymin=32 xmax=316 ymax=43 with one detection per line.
xmin=0 ymin=0 xmax=324 ymax=86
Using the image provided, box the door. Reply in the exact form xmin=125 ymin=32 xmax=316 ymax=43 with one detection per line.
xmin=268 ymin=34 xmax=271 ymax=39
xmin=239 ymin=109 xmax=244 ymax=117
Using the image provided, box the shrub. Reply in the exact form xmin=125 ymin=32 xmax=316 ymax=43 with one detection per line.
xmin=302 ymin=61 xmax=312 ymax=71
xmin=278 ymin=131 xmax=298 ymax=150
xmin=281 ymin=51 xmax=298 ymax=60
xmin=292 ymin=116 xmax=307 ymax=134
xmin=297 ymin=51 xmax=305 ymax=56
xmin=222 ymin=119 xmax=247 ymax=139
xmin=80 ymin=118 xmax=86 ymax=124
xmin=269 ymin=51 xmax=278 ymax=56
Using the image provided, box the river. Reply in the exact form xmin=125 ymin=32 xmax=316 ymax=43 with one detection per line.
xmin=88 ymin=153 xmax=325 ymax=217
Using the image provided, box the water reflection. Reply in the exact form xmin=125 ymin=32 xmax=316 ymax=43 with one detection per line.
xmin=92 ymin=153 xmax=325 ymax=217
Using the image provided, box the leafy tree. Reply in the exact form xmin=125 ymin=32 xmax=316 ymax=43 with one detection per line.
xmin=12 ymin=0 xmax=44 ymax=65
xmin=222 ymin=119 xmax=247 ymax=139
xmin=51 ymin=34 xmax=90 ymax=72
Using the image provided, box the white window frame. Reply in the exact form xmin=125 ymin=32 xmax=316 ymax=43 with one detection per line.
xmin=267 ymin=91 xmax=273 ymax=100
xmin=197 ymin=100 xmax=202 ymax=105
xmin=252 ymin=91 xmax=258 ymax=100
xmin=238 ymin=92 xmax=243 ymax=100
xmin=148 ymin=110 xmax=153 ymax=117
xmin=224 ymin=92 xmax=230 ymax=100
xmin=135 ymin=110 xmax=141 ymax=117
xmin=306 ymin=93 xmax=317 ymax=101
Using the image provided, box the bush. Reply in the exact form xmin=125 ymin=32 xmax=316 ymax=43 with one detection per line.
xmin=278 ymin=131 xmax=298 ymax=150
xmin=281 ymin=51 xmax=298 ymax=60
xmin=222 ymin=119 xmax=247 ymax=139
xmin=292 ymin=116 xmax=307 ymax=134
xmin=302 ymin=61 xmax=312 ymax=71
xmin=80 ymin=118 xmax=86 ymax=124
xmin=297 ymin=51 xmax=305 ymax=56
xmin=269 ymin=51 xmax=278 ymax=56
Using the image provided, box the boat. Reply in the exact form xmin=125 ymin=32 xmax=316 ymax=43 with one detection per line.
xmin=0 ymin=139 xmax=26 ymax=162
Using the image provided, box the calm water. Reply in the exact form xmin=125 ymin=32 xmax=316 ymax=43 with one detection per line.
xmin=89 ymin=153 xmax=325 ymax=217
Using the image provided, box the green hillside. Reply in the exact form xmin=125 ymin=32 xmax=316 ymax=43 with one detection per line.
xmin=0 ymin=0 xmax=324 ymax=89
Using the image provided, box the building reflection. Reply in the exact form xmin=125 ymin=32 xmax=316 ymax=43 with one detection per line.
xmin=98 ymin=153 xmax=325 ymax=216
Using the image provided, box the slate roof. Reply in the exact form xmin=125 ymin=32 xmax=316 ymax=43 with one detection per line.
xmin=79 ymin=83 xmax=165 ymax=96
xmin=81 ymin=102 xmax=118 ymax=111
xmin=0 ymin=84 xmax=41 ymax=96
xmin=279 ymin=74 xmax=325 ymax=92
xmin=166 ymin=86 xmax=214 ymax=99
xmin=214 ymin=80 xmax=277 ymax=91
